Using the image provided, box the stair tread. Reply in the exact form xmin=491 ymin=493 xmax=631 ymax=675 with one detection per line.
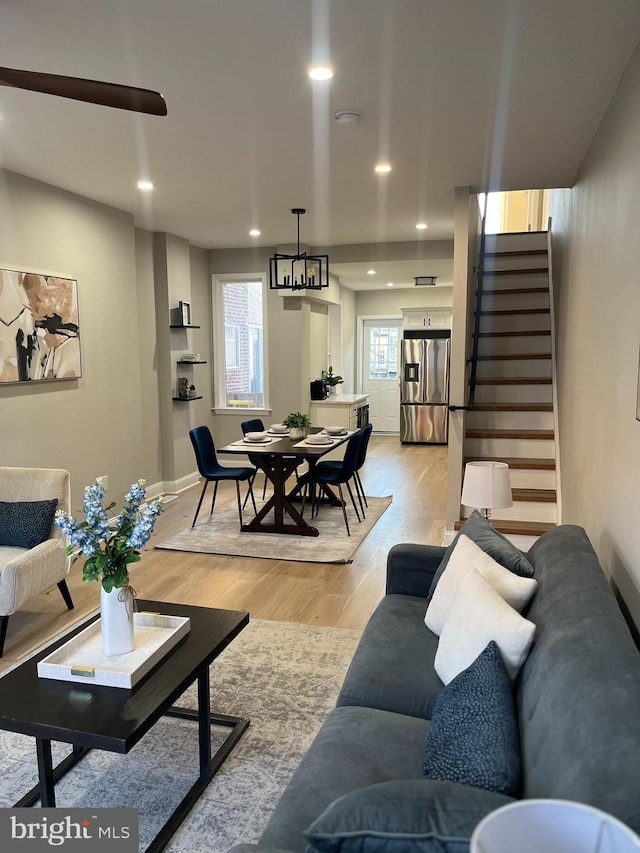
xmin=512 ymin=488 xmax=557 ymax=502
xmin=478 ymin=330 xmax=550 ymax=337
xmin=466 ymin=428 xmax=554 ymax=439
xmin=476 ymin=353 xmax=551 ymax=360
xmin=481 ymin=286 xmax=549 ymax=295
xmin=479 ymin=308 xmax=550 ymax=316
xmin=483 ymin=250 xmax=548 ymax=258
xmin=483 ymin=268 xmax=549 ymax=276
xmin=472 ymin=403 xmax=553 ymax=411
xmin=454 ymin=518 xmax=556 ymax=535
xmin=465 ymin=456 xmax=556 ymax=470
xmin=475 ymin=377 xmax=552 ymax=385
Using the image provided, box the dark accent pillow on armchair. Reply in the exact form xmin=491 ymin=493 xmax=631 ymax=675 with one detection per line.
xmin=428 ymin=510 xmax=534 ymax=599
xmin=0 ymin=499 xmax=59 ymax=550
xmin=423 ymin=642 xmax=522 ymax=796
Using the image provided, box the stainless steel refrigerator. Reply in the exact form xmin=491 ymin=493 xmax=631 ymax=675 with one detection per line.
xmin=400 ymin=331 xmax=450 ymax=443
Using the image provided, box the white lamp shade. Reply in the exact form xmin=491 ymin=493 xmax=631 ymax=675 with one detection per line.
xmin=461 ymin=461 xmax=513 ymax=510
xmin=471 ymin=799 xmax=640 ymax=853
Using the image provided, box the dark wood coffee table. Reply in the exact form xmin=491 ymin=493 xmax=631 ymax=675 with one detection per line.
xmin=0 ymin=600 xmax=250 ymax=853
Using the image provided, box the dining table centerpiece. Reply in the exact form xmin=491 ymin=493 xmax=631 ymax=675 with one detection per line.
xmin=55 ymin=479 xmax=163 ymax=656
xmin=282 ymin=411 xmax=311 ymax=440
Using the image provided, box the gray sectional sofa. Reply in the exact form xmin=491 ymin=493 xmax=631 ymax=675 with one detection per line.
xmin=232 ymin=524 xmax=640 ymax=852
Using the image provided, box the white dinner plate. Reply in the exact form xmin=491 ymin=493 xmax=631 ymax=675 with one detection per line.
xmin=321 ymin=429 xmax=347 ymax=436
xmin=243 ymin=438 xmax=271 ymax=444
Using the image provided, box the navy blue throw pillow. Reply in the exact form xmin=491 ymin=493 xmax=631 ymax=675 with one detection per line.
xmin=0 ymin=499 xmax=59 ymax=549
xmin=423 ymin=641 xmax=522 ymax=796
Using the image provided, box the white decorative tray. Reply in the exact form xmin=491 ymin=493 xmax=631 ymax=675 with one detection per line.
xmin=37 ymin=612 xmax=191 ymax=689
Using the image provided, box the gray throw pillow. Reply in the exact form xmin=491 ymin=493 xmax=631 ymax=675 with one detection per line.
xmin=0 ymin=499 xmax=58 ymax=550
xmin=423 ymin=642 xmax=522 ymax=796
xmin=428 ymin=510 xmax=534 ymax=599
xmin=304 ymin=778 xmax=514 ymax=853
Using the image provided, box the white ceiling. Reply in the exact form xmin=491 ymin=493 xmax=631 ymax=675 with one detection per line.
xmin=0 ymin=1 xmax=638 ymax=277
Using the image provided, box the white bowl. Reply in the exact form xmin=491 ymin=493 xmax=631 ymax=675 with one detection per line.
xmin=270 ymin=424 xmax=287 ymax=433
xmin=324 ymin=425 xmax=345 ymax=435
xmin=246 ymin=431 xmax=268 ymax=441
xmin=306 ymin=434 xmax=331 ymax=444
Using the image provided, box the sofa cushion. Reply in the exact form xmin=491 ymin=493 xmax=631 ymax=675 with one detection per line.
xmin=428 ymin=511 xmax=534 ymax=600
xmin=260 ymin=705 xmax=429 ymax=852
xmin=424 ymin=642 xmax=521 ymax=796
xmin=517 ymin=525 xmax=640 ymax=832
xmin=304 ymin=779 xmax=514 ymax=853
xmin=435 ymin=566 xmax=535 ymax=684
xmin=336 ymin=595 xmax=442 ymax=719
xmin=425 ymin=535 xmax=537 ymax=636
xmin=0 ymin=499 xmax=58 ymax=550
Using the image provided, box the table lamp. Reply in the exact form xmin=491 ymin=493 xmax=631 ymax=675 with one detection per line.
xmin=461 ymin=461 xmax=512 ymax=521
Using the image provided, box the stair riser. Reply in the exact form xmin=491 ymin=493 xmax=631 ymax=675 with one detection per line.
xmin=462 ymin=502 xmax=557 ymax=523
xmin=482 ymin=273 xmax=549 ymax=290
xmin=477 ymin=360 xmax=552 ymax=379
xmin=507 ymin=468 xmax=557 ymax=490
xmin=478 ymin=336 xmax=551 ymax=356
xmin=473 ymin=384 xmax=553 ymax=404
xmin=480 ymin=293 xmax=549 ymax=312
xmin=479 ymin=313 xmax=550 ymax=333
xmin=467 ymin=411 xmax=554 ymax=431
xmin=484 ymin=233 xmax=547 ymax=252
xmin=465 ymin=438 xmax=555 ymax=458
xmin=483 ymin=258 xmax=548 ymax=272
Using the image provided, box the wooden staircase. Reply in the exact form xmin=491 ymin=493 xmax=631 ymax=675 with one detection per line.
xmin=459 ymin=231 xmax=558 ymax=546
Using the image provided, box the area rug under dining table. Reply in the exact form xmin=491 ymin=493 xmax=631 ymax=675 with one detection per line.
xmin=155 ymin=495 xmax=392 ymax=563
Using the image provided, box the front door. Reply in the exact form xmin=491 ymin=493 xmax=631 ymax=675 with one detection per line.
xmin=361 ymin=319 xmax=402 ymax=432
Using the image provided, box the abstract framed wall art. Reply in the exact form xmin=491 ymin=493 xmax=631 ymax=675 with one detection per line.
xmin=0 ymin=267 xmax=81 ymax=384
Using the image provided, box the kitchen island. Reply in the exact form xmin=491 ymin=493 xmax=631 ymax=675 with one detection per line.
xmin=309 ymin=394 xmax=369 ymax=430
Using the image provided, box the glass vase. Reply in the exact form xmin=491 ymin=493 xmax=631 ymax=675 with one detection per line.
xmin=100 ymin=585 xmax=135 ymax=656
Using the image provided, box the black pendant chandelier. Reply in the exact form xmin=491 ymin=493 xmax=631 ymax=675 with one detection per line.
xmin=269 ymin=208 xmax=329 ymax=291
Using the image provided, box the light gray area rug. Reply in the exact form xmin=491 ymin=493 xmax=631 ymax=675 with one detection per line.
xmin=155 ymin=495 xmax=392 ymax=563
xmin=0 ymin=618 xmax=362 ymax=852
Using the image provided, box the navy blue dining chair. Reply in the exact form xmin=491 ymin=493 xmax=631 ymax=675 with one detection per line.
xmin=311 ymin=423 xmax=373 ymax=518
xmin=189 ymin=426 xmax=257 ymax=528
xmin=303 ymin=430 xmax=364 ymax=536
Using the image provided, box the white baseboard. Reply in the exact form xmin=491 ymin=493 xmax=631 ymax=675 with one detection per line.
xmin=146 ymin=471 xmax=200 ymax=501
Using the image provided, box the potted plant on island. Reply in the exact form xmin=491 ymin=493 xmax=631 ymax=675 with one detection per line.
xmin=55 ymin=479 xmax=163 ymax=656
xmin=282 ymin=411 xmax=311 ymax=440
xmin=323 ymin=366 xmax=344 ymax=396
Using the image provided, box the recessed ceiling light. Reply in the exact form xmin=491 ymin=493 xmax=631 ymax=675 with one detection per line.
xmin=416 ymin=222 xmax=428 ymax=230
xmin=249 ymin=229 xmax=261 ymax=237
xmin=137 ymin=180 xmax=154 ymax=191
xmin=374 ymin=163 xmax=392 ymax=174
xmin=308 ymin=66 xmax=334 ymax=81
xmin=386 ymin=282 xmax=394 ymax=287
xmin=367 ymin=269 xmax=376 ymax=276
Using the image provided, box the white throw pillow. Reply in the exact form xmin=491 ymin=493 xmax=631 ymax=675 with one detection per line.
xmin=425 ymin=534 xmax=537 ymax=636
xmin=434 ymin=565 xmax=536 ymax=684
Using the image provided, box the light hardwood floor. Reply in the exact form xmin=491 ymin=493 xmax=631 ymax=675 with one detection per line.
xmin=0 ymin=436 xmax=447 ymax=673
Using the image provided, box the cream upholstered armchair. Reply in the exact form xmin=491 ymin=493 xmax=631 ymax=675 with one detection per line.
xmin=0 ymin=467 xmax=74 ymax=657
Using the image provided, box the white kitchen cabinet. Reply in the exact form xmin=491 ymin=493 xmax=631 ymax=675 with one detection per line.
xmin=309 ymin=394 xmax=369 ymax=430
xmin=402 ymin=308 xmax=452 ymax=330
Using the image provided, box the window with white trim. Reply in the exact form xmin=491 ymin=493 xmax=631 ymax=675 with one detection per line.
xmin=214 ymin=275 xmax=267 ymax=409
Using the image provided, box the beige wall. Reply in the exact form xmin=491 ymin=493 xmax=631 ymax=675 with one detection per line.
xmin=0 ymin=169 xmax=146 ymax=507
xmin=548 ymin=42 xmax=640 ymax=624
xmin=355 ymin=286 xmax=453 ymax=317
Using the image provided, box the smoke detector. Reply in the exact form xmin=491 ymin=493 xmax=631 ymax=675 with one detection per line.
xmin=334 ymin=109 xmax=362 ymax=126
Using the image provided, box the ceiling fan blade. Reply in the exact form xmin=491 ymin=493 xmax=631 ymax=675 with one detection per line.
xmin=0 ymin=67 xmax=167 ymax=116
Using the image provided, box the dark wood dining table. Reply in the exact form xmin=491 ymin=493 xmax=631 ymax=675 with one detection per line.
xmin=218 ymin=428 xmax=357 ymax=537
